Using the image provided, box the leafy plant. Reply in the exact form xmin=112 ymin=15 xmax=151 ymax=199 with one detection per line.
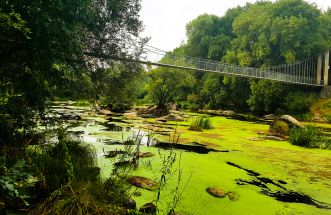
xmin=289 ymin=126 xmax=324 ymax=148
xmin=27 ymin=133 xmax=99 ymax=195
xmin=285 ymin=92 xmax=316 ymax=116
xmin=0 ymin=159 xmax=38 ymax=208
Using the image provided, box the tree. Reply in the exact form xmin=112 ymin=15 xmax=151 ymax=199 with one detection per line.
xmin=0 ymin=0 xmax=145 ymax=147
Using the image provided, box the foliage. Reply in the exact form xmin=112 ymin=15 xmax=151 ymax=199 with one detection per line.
xmin=27 ymin=134 xmax=98 ymax=195
xmin=326 ymin=115 xmax=331 ymax=123
xmin=30 ymin=182 xmax=128 ymax=215
xmin=0 ymin=0 xmax=145 ymax=148
xmin=288 ymin=126 xmax=324 ymax=148
xmin=189 ymin=117 xmax=214 ymax=131
xmin=284 ymin=92 xmax=316 ymax=116
xmin=0 ymin=159 xmax=38 ymax=208
xmin=247 ymin=80 xmax=287 ymax=115
xmin=144 ymin=0 xmax=330 ymax=115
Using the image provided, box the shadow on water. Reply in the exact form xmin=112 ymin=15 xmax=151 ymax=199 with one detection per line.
xmin=155 ymin=142 xmax=229 ymax=154
xmin=100 ymin=122 xmax=131 ymax=132
xmin=226 ymin=162 xmax=331 ymax=209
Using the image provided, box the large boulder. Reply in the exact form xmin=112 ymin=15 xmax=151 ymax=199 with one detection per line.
xmin=280 ymin=115 xmax=304 ymax=128
xmin=269 ymin=120 xmax=290 ymax=136
xmin=269 ymin=115 xmax=303 ymax=136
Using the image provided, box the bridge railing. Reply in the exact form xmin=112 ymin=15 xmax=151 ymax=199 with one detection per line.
xmin=138 ymin=47 xmax=321 ymax=86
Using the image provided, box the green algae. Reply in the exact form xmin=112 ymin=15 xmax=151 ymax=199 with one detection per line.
xmin=54 ymin=105 xmax=331 ymax=214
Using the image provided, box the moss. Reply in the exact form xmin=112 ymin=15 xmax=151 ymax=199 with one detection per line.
xmin=270 ymin=120 xmax=289 ymax=135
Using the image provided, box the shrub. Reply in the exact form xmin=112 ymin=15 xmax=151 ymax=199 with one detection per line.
xmin=285 ymin=92 xmax=316 ymax=116
xmin=30 ymin=182 xmax=128 ymax=215
xmin=28 ymin=134 xmax=99 ymax=195
xmin=325 ymin=115 xmax=331 ymax=123
xmin=188 ymin=117 xmax=214 ymax=131
xmin=289 ymin=126 xmax=323 ymax=148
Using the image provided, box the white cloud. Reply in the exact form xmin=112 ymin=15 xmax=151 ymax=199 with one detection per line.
xmin=139 ymin=0 xmax=330 ymax=52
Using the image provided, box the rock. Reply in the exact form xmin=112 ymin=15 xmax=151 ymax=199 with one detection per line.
xmin=280 ymin=115 xmax=304 ymax=128
xmin=141 ymin=114 xmax=156 ymax=118
xmin=269 ymin=115 xmax=303 ymax=136
xmin=61 ymin=113 xmax=81 ymax=120
xmin=138 ymin=152 xmax=155 ymax=158
xmin=265 ymin=135 xmax=285 ymax=141
xmin=227 ymin=191 xmax=240 ymax=201
xmin=164 ymin=114 xmax=183 ymax=121
xmin=139 ymin=202 xmax=156 ymax=214
xmin=223 ymin=110 xmax=235 ymax=117
xmin=105 ymin=150 xmax=126 ymax=158
xmin=133 ymin=191 xmax=142 ymax=196
xmin=156 ymin=118 xmax=167 ymax=123
xmin=123 ymin=198 xmax=136 ymax=210
xmin=263 ymin=114 xmax=276 ymax=120
xmin=128 ymin=176 xmax=158 ymax=190
xmin=170 ymin=103 xmax=180 ymax=111
xmin=247 ymin=137 xmax=263 ymax=141
xmin=98 ymin=108 xmax=112 ymax=115
xmin=269 ymin=120 xmax=290 ymax=136
xmin=206 ymin=187 xmax=227 ymax=198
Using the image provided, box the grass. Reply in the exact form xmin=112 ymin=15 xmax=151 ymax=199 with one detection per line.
xmin=188 ymin=117 xmax=214 ymax=131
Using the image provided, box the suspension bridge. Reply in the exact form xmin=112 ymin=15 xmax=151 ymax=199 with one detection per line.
xmin=115 ymin=38 xmax=330 ymax=87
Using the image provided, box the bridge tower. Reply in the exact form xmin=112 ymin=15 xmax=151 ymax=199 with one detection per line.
xmin=318 ymin=49 xmax=330 ymax=98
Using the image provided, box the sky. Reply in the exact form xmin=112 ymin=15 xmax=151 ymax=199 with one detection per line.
xmin=139 ymin=0 xmax=331 ymax=52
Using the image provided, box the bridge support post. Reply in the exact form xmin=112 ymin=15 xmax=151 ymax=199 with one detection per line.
xmin=324 ymin=50 xmax=329 ymax=86
xmin=316 ymin=55 xmax=322 ymax=85
xmin=320 ymin=50 xmax=330 ymax=98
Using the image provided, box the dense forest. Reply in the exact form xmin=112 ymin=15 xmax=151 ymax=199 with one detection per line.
xmin=1 ymin=0 xmax=331 ymax=214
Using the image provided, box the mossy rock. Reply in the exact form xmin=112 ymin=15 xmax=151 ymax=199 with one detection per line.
xmin=269 ymin=120 xmax=289 ymax=135
xmin=227 ymin=191 xmax=240 ymax=201
xmin=206 ymin=187 xmax=227 ymax=198
xmin=139 ymin=202 xmax=156 ymax=214
xmin=128 ymin=176 xmax=158 ymax=190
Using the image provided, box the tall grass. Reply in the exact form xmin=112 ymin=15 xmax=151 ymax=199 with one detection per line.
xmin=188 ymin=117 xmax=214 ymax=131
xmin=27 ymin=134 xmax=99 ymax=195
xmin=289 ymin=126 xmax=324 ymax=148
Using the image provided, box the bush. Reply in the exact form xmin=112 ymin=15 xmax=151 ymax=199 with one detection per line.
xmin=30 ymin=182 xmax=128 ymax=215
xmin=285 ymin=92 xmax=316 ymax=116
xmin=289 ymin=126 xmax=323 ymax=148
xmin=325 ymin=115 xmax=331 ymax=123
xmin=189 ymin=117 xmax=214 ymax=131
xmin=27 ymin=134 xmax=99 ymax=195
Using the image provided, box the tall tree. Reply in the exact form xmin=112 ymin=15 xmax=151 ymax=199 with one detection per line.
xmin=0 ymin=0 xmax=145 ymax=146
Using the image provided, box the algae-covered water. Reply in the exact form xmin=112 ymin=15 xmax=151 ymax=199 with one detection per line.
xmin=50 ymin=102 xmax=331 ymax=215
